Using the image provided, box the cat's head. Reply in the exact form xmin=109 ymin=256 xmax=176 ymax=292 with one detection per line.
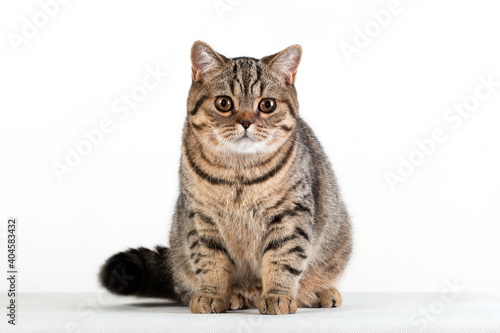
xmin=186 ymin=41 xmax=302 ymax=155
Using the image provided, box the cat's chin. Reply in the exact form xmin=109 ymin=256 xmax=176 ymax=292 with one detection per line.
xmin=221 ymin=138 xmax=271 ymax=155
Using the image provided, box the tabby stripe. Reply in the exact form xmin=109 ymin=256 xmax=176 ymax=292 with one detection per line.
xmin=231 ymin=63 xmax=238 ymax=95
xmin=288 ymin=246 xmax=305 ymax=254
xmin=263 ymin=234 xmax=298 ymax=254
xmin=294 ymin=202 xmax=312 ymax=213
xmin=267 ymin=288 xmax=286 ymax=295
xmin=237 ymin=76 xmax=245 ymax=95
xmin=251 ymin=140 xmax=288 ymax=172
xmin=189 ymin=240 xmax=199 ymax=249
xmin=199 ymin=236 xmax=235 ymax=265
xmin=285 ymin=100 xmax=297 ymax=118
xmin=232 ymin=61 xmax=244 ymax=94
xmin=250 ymin=65 xmax=262 ymax=94
xmin=193 ymin=253 xmax=207 ymax=263
xmin=294 ymin=227 xmax=310 ymax=242
xmin=199 ymin=149 xmax=236 ymax=170
xmin=283 ymin=265 xmax=302 ymax=276
xmin=199 ymin=150 xmax=219 ymax=168
xmin=228 ymin=80 xmax=235 ymax=97
xmin=290 ymin=178 xmax=305 ymax=192
xmin=242 ymin=141 xmax=295 ymax=185
xmin=197 ymin=213 xmax=216 ymax=226
xmin=189 ymin=95 xmax=208 ymax=115
xmin=269 ymin=196 xmax=287 ymax=211
xmin=268 ymin=202 xmax=312 ymax=226
xmin=187 ymin=229 xmax=197 ymax=238
xmin=241 ymin=60 xmax=253 ymax=96
xmin=191 ymin=122 xmax=204 ymax=131
xmin=185 ymin=150 xmax=234 ymax=185
xmin=199 ymin=140 xmax=271 ymax=170
xmin=199 ymin=237 xmax=226 ymax=252
xmin=269 ymin=209 xmax=297 ymax=225
xmin=195 ymin=268 xmax=206 ymax=275
xmin=186 ymin=141 xmax=293 ymax=186
xmin=185 ymin=191 xmax=205 ymax=207
xmin=281 ymin=125 xmax=293 ymax=132
xmin=235 ymin=186 xmax=243 ymax=203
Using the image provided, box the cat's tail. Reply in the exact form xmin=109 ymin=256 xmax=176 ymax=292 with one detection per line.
xmin=99 ymin=246 xmax=178 ymax=300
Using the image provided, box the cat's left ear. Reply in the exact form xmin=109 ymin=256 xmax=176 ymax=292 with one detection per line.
xmin=261 ymin=45 xmax=302 ymax=84
xmin=191 ymin=41 xmax=228 ymax=82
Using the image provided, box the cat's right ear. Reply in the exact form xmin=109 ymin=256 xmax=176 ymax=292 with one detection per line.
xmin=191 ymin=41 xmax=227 ymax=82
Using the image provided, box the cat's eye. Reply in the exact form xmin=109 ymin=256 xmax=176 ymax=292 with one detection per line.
xmin=214 ymin=96 xmax=234 ymax=113
xmin=259 ymin=98 xmax=277 ymax=113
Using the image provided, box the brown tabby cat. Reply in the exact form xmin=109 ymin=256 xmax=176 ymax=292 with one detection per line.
xmin=99 ymin=41 xmax=352 ymax=315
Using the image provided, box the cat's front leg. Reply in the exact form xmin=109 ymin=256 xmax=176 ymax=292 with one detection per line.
xmin=259 ymin=216 xmax=312 ymax=315
xmin=188 ymin=214 xmax=234 ymax=314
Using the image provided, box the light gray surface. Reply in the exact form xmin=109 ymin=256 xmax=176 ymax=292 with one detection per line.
xmin=2 ymin=292 xmax=499 ymax=333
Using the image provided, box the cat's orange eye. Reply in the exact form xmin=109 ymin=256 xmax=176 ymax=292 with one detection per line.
xmin=259 ymin=98 xmax=277 ymax=113
xmin=214 ymin=96 xmax=234 ymax=113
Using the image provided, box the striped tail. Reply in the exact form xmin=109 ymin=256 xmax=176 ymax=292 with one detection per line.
xmin=99 ymin=246 xmax=178 ymax=300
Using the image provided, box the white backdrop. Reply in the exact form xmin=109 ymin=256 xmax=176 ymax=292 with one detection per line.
xmin=1 ymin=0 xmax=499 ymax=296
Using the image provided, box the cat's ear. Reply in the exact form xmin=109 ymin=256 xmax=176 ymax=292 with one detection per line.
xmin=191 ymin=41 xmax=227 ymax=82
xmin=261 ymin=45 xmax=302 ymax=84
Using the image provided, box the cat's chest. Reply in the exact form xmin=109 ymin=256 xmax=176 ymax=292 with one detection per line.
xmin=217 ymin=204 xmax=265 ymax=243
xmin=188 ymin=178 xmax=283 ymax=273
xmin=193 ymin=183 xmax=270 ymax=244
xmin=217 ymin=208 xmax=266 ymax=276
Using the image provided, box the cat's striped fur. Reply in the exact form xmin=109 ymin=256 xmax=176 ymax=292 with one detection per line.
xmin=100 ymin=41 xmax=352 ymax=315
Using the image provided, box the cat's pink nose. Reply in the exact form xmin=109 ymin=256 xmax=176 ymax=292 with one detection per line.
xmin=239 ymin=120 xmax=252 ymax=130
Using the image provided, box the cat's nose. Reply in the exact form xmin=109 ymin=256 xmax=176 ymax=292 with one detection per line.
xmin=239 ymin=120 xmax=252 ymax=130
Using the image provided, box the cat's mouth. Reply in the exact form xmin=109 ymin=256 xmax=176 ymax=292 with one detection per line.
xmin=222 ymin=132 xmax=269 ymax=154
xmin=234 ymin=132 xmax=257 ymax=142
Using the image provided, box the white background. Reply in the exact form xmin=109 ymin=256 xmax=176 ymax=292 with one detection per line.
xmin=1 ymin=0 xmax=499 ymax=296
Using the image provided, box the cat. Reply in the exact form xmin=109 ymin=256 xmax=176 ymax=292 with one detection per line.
xmin=99 ymin=41 xmax=353 ymax=315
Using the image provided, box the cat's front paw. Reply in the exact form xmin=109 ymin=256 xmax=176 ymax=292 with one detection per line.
xmin=318 ymin=287 xmax=342 ymax=308
xmin=258 ymin=294 xmax=297 ymax=315
xmin=229 ymin=292 xmax=246 ymax=310
xmin=190 ymin=294 xmax=229 ymax=314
